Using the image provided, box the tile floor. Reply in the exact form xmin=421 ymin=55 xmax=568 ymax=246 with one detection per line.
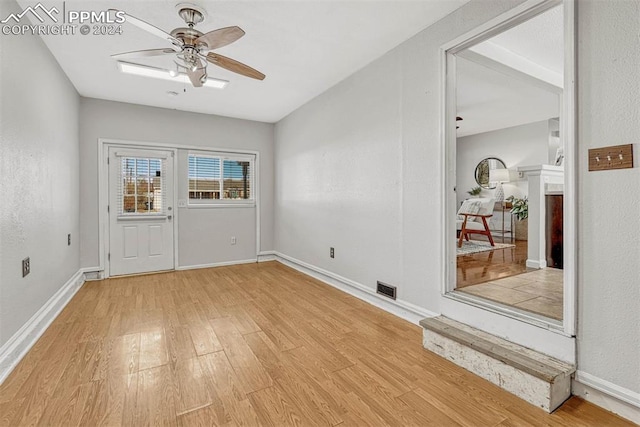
xmin=458 ymin=268 xmax=563 ymax=320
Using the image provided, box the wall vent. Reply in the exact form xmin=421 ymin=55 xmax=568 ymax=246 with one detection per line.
xmin=376 ymin=281 xmax=396 ymax=300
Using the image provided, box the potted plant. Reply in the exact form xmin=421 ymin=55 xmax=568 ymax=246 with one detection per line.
xmin=506 ymin=195 xmax=528 ymax=240
xmin=467 ymin=186 xmax=482 ymax=197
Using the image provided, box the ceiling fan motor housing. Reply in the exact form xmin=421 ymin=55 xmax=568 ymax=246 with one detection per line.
xmin=171 ymin=27 xmax=205 ymax=47
xmin=176 ymin=3 xmax=206 ymax=27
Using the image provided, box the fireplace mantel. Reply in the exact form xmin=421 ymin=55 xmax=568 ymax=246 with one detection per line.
xmin=517 ymin=165 xmax=564 ymax=269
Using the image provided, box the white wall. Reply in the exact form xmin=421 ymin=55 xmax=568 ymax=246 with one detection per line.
xmin=576 ymin=0 xmax=640 ymax=397
xmin=0 ymin=0 xmax=80 ymax=346
xmin=176 ymin=150 xmax=257 ymax=266
xmin=79 ymin=98 xmax=274 ymax=270
xmin=274 ymin=0 xmax=639 ymax=406
xmin=456 ymin=120 xmax=550 ymax=207
xmin=275 ymin=0 xmax=528 ymax=314
xmin=275 ymin=51 xmax=404 ymax=293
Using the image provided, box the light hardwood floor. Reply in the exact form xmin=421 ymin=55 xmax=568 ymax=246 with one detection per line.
xmin=456 ymin=239 xmax=528 ymax=288
xmin=0 ymin=262 xmax=631 ymax=426
xmin=459 ymin=268 xmax=564 ymax=320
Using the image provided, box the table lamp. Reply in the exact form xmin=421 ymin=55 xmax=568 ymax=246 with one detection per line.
xmin=489 ymin=168 xmax=510 ymax=203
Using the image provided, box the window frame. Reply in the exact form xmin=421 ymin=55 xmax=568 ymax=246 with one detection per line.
xmin=187 ymin=150 xmax=256 ymax=207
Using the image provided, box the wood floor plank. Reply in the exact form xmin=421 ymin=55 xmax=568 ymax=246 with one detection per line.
xmin=0 ymin=398 xmax=23 ymax=427
xmin=165 ymin=324 xmax=197 ymax=365
xmin=171 ymin=357 xmax=213 ymax=416
xmin=188 ymin=322 xmax=223 ymax=356
xmin=134 ymin=365 xmax=177 ymax=426
xmin=198 ymin=351 xmax=261 ymax=426
xmin=210 ymin=317 xmax=274 ymax=394
xmin=0 ymin=262 xmax=633 ymax=427
xmin=139 ymin=328 xmax=169 ymax=371
xmin=247 ymin=384 xmax=308 ymax=427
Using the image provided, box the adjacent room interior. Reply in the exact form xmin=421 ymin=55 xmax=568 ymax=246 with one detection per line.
xmin=1 ymin=0 xmax=639 ymax=425
xmin=453 ymin=5 xmax=565 ymax=321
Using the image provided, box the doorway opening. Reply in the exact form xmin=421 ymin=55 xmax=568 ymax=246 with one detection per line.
xmin=105 ymin=145 xmax=177 ymax=276
xmin=443 ymin=0 xmax=576 ymax=334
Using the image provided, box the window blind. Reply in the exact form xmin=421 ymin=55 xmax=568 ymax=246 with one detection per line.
xmin=188 ymin=154 xmax=254 ymax=201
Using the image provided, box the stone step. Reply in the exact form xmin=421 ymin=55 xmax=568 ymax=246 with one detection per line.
xmin=420 ymin=316 xmax=575 ymax=412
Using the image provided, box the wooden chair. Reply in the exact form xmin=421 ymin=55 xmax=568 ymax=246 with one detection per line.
xmin=456 ymin=198 xmax=495 ymax=248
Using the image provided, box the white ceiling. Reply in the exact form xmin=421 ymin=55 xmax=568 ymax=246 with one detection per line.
xmin=485 ymin=5 xmax=563 ymax=75
xmin=456 ymin=56 xmax=559 ymax=137
xmin=22 ymin=0 xmax=470 ymax=123
xmin=456 ymin=5 xmax=563 ymax=137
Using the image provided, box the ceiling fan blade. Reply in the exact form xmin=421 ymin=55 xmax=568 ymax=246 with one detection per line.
xmin=111 ymin=48 xmax=176 ymax=61
xmin=187 ymin=58 xmax=206 ymax=87
xmin=195 ymin=26 xmax=245 ymax=50
xmin=109 ymin=9 xmax=180 ymax=45
xmin=206 ymin=53 xmax=265 ymax=80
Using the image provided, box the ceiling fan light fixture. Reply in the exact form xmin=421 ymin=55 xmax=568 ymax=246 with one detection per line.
xmin=117 ymin=61 xmax=228 ymax=89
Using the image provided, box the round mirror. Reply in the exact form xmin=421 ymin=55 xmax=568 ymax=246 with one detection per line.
xmin=474 ymin=157 xmax=506 ymax=189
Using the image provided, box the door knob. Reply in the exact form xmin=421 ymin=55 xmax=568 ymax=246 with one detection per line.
xmin=168 ymin=215 xmax=173 ymax=220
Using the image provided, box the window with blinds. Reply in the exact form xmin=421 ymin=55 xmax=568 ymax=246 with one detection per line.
xmin=188 ymin=153 xmax=254 ymax=204
xmin=119 ymin=157 xmax=166 ymax=215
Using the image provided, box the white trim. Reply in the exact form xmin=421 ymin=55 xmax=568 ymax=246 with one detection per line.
xmin=447 ymin=290 xmax=566 ymax=334
xmin=573 ymin=372 xmax=640 ymax=424
xmin=254 ymin=152 xmax=261 ymax=255
xmin=574 ymin=371 xmax=640 ymax=409
xmin=100 ymin=143 xmax=178 ymax=278
xmin=561 ymin=0 xmax=577 ymax=337
xmin=0 ymin=269 xmax=85 ymax=384
xmin=175 ymin=259 xmax=257 ymax=271
xmin=441 ymin=0 xmax=562 ymax=53
xmin=526 ymin=259 xmax=548 ymax=269
xmin=441 ymin=0 xmax=577 ymax=337
xmin=273 ymin=252 xmax=437 ymax=325
xmin=186 ymin=151 xmax=256 ymax=208
xmin=186 ymin=204 xmax=256 ymax=209
xmin=99 ymin=138 xmax=261 ymax=157
xmin=258 ymin=251 xmax=276 ymax=262
xmin=115 ymin=149 xmax=169 ymax=159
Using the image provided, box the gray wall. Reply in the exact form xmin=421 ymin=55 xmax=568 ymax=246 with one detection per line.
xmin=576 ymin=0 xmax=640 ymax=393
xmin=79 ymin=98 xmax=274 ymax=270
xmin=456 ymin=120 xmax=550 ymax=207
xmin=0 ymin=1 xmax=80 ymax=346
xmin=275 ymin=0 xmax=639 ymax=399
xmin=275 ymin=0 xmax=525 ymax=321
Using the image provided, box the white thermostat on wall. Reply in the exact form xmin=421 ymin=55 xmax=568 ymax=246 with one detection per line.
xmin=178 ymin=199 xmax=188 ymax=208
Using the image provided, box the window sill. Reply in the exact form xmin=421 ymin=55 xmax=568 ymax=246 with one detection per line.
xmin=186 ymin=203 xmax=256 ymax=209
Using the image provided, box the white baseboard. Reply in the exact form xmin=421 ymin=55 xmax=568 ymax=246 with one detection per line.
xmin=0 ymin=269 xmax=86 ymax=384
xmin=258 ymin=251 xmax=276 ymax=262
xmin=273 ymin=252 xmax=437 ymax=325
xmin=176 ymin=258 xmax=258 ymax=271
xmin=82 ymin=267 xmax=103 ymax=281
xmin=526 ymin=259 xmax=547 ymax=269
xmin=573 ymin=371 xmax=640 ymax=424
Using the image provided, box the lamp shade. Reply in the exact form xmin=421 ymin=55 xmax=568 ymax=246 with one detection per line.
xmin=489 ymin=168 xmax=510 ymax=183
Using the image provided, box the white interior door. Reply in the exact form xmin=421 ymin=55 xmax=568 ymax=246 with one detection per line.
xmin=108 ymin=147 xmax=174 ymax=276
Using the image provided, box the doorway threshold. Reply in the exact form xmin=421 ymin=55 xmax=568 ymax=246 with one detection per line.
xmin=445 ymin=289 xmax=566 ymax=335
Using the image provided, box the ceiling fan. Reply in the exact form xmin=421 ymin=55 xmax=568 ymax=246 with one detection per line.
xmin=110 ymin=3 xmax=265 ymax=87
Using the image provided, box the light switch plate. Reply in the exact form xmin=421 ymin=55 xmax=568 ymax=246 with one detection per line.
xmin=588 ymin=144 xmax=634 ymax=171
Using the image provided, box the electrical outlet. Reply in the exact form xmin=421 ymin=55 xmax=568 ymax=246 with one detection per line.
xmin=330 ymin=247 xmax=335 ymax=258
xmin=231 ymin=236 xmax=237 ymax=245
xmin=68 ymin=233 xmax=71 ymax=246
xmin=22 ymin=257 xmax=30 ymax=277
